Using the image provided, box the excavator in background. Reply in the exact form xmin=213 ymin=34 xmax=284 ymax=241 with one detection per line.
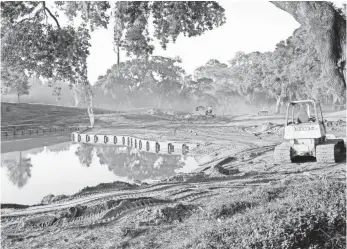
xmin=195 ymin=105 xmax=216 ymax=117
xmin=274 ymin=100 xmax=346 ymax=163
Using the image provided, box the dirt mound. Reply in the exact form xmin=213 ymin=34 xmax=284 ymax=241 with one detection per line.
xmin=0 ymin=203 xmax=29 ymax=209
xmin=137 ymin=203 xmax=197 ymax=227
xmin=325 ymin=119 xmax=346 ymax=131
xmin=147 ymin=108 xmax=162 ymax=115
xmin=156 ymin=203 xmax=197 ymax=223
xmin=77 ymin=181 xmax=137 ymax=195
xmin=163 ymin=172 xmax=207 ymax=183
xmin=41 ymin=194 xmax=68 ymax=205
xmin=245 ymin=122 xmax=284 ymax=136
xmin=163 ymin=109 xmax=176 ymax=115
xmin=21 ymin=215 xmax=57 ymax=228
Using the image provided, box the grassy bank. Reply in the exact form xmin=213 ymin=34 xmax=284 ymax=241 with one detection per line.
xmin=5 ymin=177 xmax=343 ymax=249
xmin=115 ymin=178 xmax=346 ymax=249
xmin=1 ymin=102 xmax=117 ymax=131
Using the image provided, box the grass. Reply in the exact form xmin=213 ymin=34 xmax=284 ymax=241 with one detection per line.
xmin=179 ymin=180 xmax=346 ymax=249
xmin=114 ymin=179 xmax=345 ymax=249
xmin=1 ymin=102 xmax=117 ymax=131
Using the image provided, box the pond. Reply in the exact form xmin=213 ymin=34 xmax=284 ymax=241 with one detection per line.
xmin=1 ymin=142 xmax=198 ymax=205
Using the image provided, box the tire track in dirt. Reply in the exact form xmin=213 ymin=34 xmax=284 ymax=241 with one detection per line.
xmin=1 ymin=183 xmax=190 ymax=219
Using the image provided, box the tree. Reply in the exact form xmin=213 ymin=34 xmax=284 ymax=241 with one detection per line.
xmin=193 ymin=59 xmax=228 ymax=82
xmin=1 ymin=151 xmax=33 ymax=188
xmin=113 ymin=2 xmax=126 ymax=69
xmin=1 ymin=67 xmax=30 ymax=102
xmin=1 ymin=1 xmax=93 ymax=123
xmin=1 ymin=1 xmax=226 ymax=125
xmin=95 ymin=146 xmax=183 ymax=180
xmin=271 ymin=1 xmax=346 ymax=103
xmin=96 ymin=56 xmax=185 ymax=108
xmin=75 ymin=144 xmax=94 ymax=167
xmin=179 ymin=75 xmax=217 ymax=106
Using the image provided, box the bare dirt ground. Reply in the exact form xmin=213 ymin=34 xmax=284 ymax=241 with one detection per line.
xmin=1 ymin=105 xmax=346 ymax=249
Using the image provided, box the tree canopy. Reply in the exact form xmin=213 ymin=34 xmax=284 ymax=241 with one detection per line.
xmin=1 ymin=1 xmax=226 ymax=88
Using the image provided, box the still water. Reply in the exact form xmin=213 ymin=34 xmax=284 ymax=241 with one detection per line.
xmin=1 ymin=142 xmax=198 ymax=205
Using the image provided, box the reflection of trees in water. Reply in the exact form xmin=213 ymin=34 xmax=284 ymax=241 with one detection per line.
xmin=1 ymin=151 xmax=33 ymax=188
xmin=75 ymin=144 xmax=94 ymax=167
xmin=96 ymin=146 xmax=185 ymax=180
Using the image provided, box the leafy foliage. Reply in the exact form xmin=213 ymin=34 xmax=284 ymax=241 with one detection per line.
xmin=111 ymin=1 xmax=226 ymax=58
xmin=95 ymin=56 xmax=186 ymax=108
xmin=1 ymin=67 xmax=30 ymax=101
xmin=151 ymin=2 xmax=226 ymax=49
xmin=192 ymin=24 xmax=343 ymax=113
xmin=1 ymin=1 xmax=226 ymax=124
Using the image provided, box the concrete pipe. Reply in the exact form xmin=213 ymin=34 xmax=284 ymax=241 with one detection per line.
xmin=155 ymin=142 xmax=160 ymax=153
xmin=104 ymin=135 xmax=109 ymax=144
xmin=168 ymin=143 xmax=174 ymax=154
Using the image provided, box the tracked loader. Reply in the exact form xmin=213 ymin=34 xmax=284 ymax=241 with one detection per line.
xmin=274 ymin=100 xmax=345 ymax=163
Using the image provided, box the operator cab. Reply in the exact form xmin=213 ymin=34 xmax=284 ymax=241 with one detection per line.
xmin=286 ymin=100 xmax=324 ymax=126
xmin=284 ymin=100 xmax=326 ymax=140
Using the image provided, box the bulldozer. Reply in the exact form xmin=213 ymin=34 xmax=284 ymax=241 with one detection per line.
xmin=274 ymin=100 xmax=345 ymax=163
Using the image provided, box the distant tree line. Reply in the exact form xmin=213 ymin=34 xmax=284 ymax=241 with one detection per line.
xmin=94 ymin=19 xmax=345 ymax=113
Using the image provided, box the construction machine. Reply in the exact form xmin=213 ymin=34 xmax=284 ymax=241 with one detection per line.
xmin=274 ymin=100 xmax=346 ymax=163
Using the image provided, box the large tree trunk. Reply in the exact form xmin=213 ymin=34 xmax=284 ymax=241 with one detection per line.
xmin=73 ymin=86 xmax=79 ymax=107
xmin=82 ymin=83 xmax=94 ymax=128
xmin=126 ymin=95 xmax=131 ymax=109
xmin=275 ymin=96 xmax=282 ymax=114
xmin=116 ymin=44 xmax=120 ymax=77
xmin=271 ymin=2 xmax=346 ymax=102
xmin=17 ymin=94 xmax=20 ymax=103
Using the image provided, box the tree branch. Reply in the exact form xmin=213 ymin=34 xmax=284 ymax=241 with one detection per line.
xmin=42 ymin=2 xmax=60 ymax=29
xmin=13 ymin=17 xmax=35 ymax=27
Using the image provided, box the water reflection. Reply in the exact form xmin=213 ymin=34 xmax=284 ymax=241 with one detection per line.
xmin=1 ymin=151 xmax=33 ymax=188
xmin=94 ymin=145 xmax=187 ymax=180
xmin=75 ymin=144 xmax=94 ymax=167
xmin=1 ymin=142 xmax=198 ymax=205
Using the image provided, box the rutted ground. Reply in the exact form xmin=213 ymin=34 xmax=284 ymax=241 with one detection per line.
xmin=1 ymin=106 xmax=346 ymax=249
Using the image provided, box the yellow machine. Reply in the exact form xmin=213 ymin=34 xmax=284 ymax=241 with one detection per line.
xmin=274 ymin=100 xmax=345 ymax=163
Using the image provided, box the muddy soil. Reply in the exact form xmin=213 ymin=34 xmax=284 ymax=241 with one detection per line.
xmin=1 ymin=111 xmax=346 ymax=249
